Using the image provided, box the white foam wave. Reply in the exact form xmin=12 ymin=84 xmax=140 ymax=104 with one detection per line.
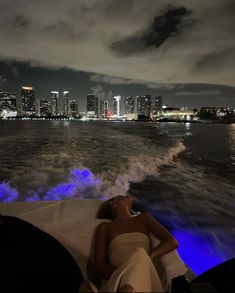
xmin=0 ymin=141 xmax=186 ymax=201
xmin=98 ymin=141 xmax=186 ymax=197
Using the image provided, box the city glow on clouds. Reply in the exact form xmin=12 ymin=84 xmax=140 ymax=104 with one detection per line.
xmin=174 ymin=90 xmax=222 ymax=96
xmin=0 ymin=0 xmax=234 ymax=86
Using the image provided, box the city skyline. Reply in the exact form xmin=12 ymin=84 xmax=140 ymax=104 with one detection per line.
xmin=1 ymin=87 xmax=234 ymax=123
xmin=0 ymin=63 xmax=234 ymax=112
xmin=0 ymin=1 xmax=234 ymax=110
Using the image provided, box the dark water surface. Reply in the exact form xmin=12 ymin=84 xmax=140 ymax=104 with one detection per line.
xmin=0 ymin=120 xmax=235 ymax=274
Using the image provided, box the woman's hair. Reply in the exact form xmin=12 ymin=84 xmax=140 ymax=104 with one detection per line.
xmin=96 ymin=198 xmax=116 ymax=220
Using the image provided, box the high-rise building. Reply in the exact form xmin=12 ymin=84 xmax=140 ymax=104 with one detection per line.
xmin=124 ymin=96 xmax=134 ymax=114
xmin=100 ymin=100 xmax=109 ymax=118
xmin=145 ymin=94 xmax=152 ymax=116
xmin=69 ymin=99 xmax=79 ymax=118
xmin=113 ymin=96 xmax=121 ymax=116
xmin=21 ymin=86 xmax=35 ymax=116
xmin=152 ymin=96 xmax=163 ymax=110
xmin=40 ymin=99 xmax=52 ymax=117
xmin=87 ymin=94 xmax=98 ymax=115
xmin=35 ymin=99 xmax=40 ymax=117
xmin=136 ymin=96 xmax=144 ymax=114
xmin=51 ymin=91 xmax=59 ymax=116
xmin=63 ymin=91 xmax=69 ymax=116
xmin=0 ymin=92 xmax=17 ymax=117
xmin=137 ymin=95 xmax=151 ymax=116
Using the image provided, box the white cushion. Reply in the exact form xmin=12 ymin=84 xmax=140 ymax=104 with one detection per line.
xmin=0 ymin=199 xmax=102 ymax=224
xmin=38 ymin=219 xmax=107 ymax=278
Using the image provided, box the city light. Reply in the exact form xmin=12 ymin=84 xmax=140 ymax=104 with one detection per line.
xmin=22 ymin=86 xmax=33 ymax=90
xmin=1 ymin=86 xmax=234 ymax=121
xmin=114 ymin=95 xmax=121 ymax=117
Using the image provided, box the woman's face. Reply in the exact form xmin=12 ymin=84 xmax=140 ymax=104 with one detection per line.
xmin=109 ymin=195 xmax=133 ymax=210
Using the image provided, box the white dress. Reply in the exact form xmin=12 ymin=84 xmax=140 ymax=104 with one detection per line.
xmin=101 ymin=232 xmax=164 ymax=292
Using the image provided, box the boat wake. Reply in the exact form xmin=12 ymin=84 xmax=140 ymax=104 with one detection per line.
xmin=98 ymin=141 xmax=186 ymax=197
xmin=0 ymin=141 xmax=186 ymax=202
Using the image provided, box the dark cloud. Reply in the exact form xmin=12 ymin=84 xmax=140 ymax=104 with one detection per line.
xmin=0 ymin=0 xmax=234 ymax=86
xmin=90 ymin=73 xmax=180 ymax=90
xmin=195 ymin=48 xmax=235 ymax=72
xmin=43 ymin=21 xmax=79 ymax=43
xmin=0 ymin=75 xmax=7 ymax=86
xmin=13 ymin=14 xmax=30 ymax=28
xmin=224 ymin=0 xmax=235 ymax=19
xmin=110 ymin=6 xmax=192 ymax=56
xmin=104 ymin=0 xmax=134 ymax=20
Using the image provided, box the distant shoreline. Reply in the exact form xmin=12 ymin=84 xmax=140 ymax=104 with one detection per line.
xmin=1 ymin=117 xmax=235 ymax=124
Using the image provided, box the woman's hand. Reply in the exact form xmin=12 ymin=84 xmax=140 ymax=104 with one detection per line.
xmin=143 ymin=213 xmax=179 ymax=258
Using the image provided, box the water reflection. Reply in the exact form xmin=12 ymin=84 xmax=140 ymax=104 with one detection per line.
xmin=173 ymin=230 xmax=225 ymax=275
xmin=155 ymin=122 xmax=168 ymax=135
xmin=185 ymin=122 xmax=192 ymax=136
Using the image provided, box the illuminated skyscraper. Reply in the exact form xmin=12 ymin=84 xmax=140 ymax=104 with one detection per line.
xmin=51 ymin=91 xmax=59 ymax=116
xmin=69 ymin=99 xmax=79 ymax=118
xmin=137 ymin=94 xmax=151 ymax=116
xmin=40 ymin=99 xmax=52 ymax=117
xmin=113 ymin=96 xmax=121 ymax=116
xmin=21 ymin=86 xmax=35 ymax=116
xmin=124 ymin=96 xmax=134 ymax=114
xmin=63 ymin=91 xmax=69 ymax=116
xmin=35 ymin=99 xmax=40 ymax=116
xmin=0 ymin=92 xmax=17 ymax=117
xmin=100 ymin=100 xmax=108 ymax=118
xmin=87 ymin=94 xmax=98 ymax=115
xmin=152 ymin=96 xmax=163 ymax=110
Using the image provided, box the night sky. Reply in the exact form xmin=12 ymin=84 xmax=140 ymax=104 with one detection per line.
xmin=0 ymin=0 xmax=234 ymax=111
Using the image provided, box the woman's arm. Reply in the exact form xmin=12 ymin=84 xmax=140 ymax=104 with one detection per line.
xmin=94 ymin=222 xmax=117 ymax=280
xmin=143 ymin=213 xmax=179 ymax=260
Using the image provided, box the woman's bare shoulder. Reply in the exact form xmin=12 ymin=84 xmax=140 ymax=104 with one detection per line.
xmin=96 ymin=221 xmax=112 ymax=233
xmin=137 ymin=212 xmax=152 ymax=221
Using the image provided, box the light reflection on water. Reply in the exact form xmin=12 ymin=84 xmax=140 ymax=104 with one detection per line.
xmin=173 ymin=230 xmax=226 ymax=275
xmin=0 ymin=121 xmax=235 ymax=275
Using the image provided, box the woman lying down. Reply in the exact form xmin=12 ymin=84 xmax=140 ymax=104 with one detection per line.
xmin=94 ymin=195 xmax=179 ymax=292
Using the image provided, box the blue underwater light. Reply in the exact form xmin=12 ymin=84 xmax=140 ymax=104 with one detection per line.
xmin=41 ymin=168 xmax=101 ymax=201
xmin=0 ymin=182 xmax=19 ymax=202
xmin=173 ymin=229 xmax=226 ymax=275
xmin=0 ymin=168 xmax=101 ymax=202
xmin=43 ymin=183 xmax=75 ymax=201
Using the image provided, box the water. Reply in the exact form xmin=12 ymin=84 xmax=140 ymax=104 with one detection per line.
xmin=0 ymin=120 xmax=235 ymax=274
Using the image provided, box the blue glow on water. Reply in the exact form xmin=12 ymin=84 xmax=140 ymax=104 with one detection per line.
xmin=25 ymin=194 xmax=41 ymax=202
xmin=0 ymin=168 xmax=101 ymax=202
xmin=43 ymin=183 xmax=75 ymax=201
xmin=71 ymin=169 xmax=91 ymax=181
xmin=173 ymin=230 xmax=225 ymax=275
xmin=0 ymin=182 xmax=19 ymax=202
xmin=39 ymin=168 xmax=101 ymax=201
